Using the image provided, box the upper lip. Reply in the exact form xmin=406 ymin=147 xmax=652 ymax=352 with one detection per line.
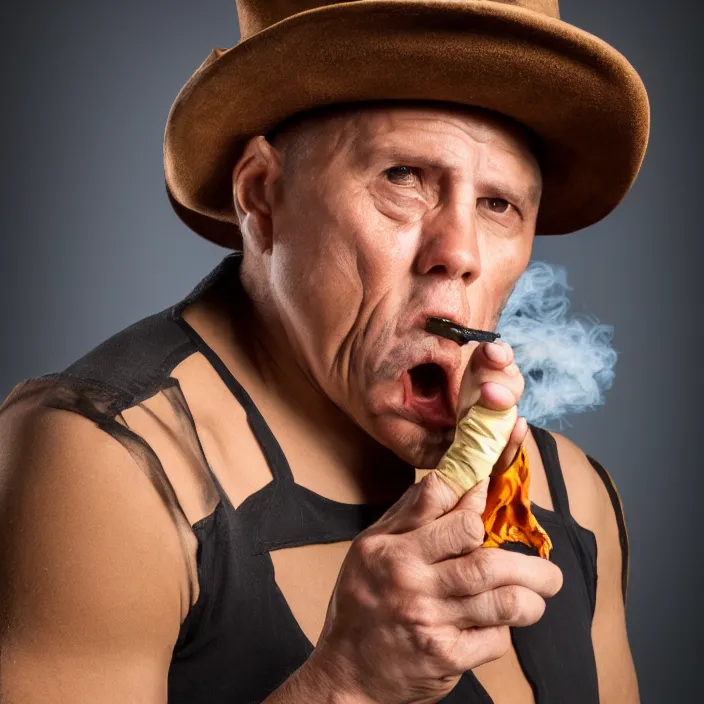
xmin=417 ymin=308 xmax=471 ymax=332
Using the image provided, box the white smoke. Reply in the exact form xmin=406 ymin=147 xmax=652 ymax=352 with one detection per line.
xmin=496 ymin=261 xmax=617 ymax=429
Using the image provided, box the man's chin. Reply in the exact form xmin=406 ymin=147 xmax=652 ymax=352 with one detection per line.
xmin=373 ymin=414 xmax=455 ymax=469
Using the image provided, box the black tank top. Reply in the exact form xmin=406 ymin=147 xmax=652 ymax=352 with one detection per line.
xmin=3 ymin=253 xmax=627 ymax=703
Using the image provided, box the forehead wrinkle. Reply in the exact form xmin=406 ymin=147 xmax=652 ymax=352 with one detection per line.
xmin=361 ymin=125 xmax=480 ymax=174
xmin=282 ymin=104 xmax=541 ymax=204
xmin=386 ymin=110 xmax=528 ymax=154
xmin=353 ymin=109 xmax=538 ymax=176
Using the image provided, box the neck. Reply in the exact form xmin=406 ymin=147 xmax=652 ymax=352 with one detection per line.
xmin=226 ymin=265 xmax=414 ymax=504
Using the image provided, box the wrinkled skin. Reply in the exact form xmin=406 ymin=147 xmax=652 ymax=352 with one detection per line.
xmin=233 ymin=102 xmax=542 ymax=469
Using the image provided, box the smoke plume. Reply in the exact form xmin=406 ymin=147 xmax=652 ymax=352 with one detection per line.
xmin=496 ymin=261 xmax=617 ymax=429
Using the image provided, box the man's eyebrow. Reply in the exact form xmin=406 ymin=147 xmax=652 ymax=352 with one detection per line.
xmin=527 ymin=183 xmax=542 ymax=206
xmin=495 ymin=182 xmax=542 ymax=209
xmin=516 ymin=182 xmax=541 ymax=208
xmin=363 ymin=142 xmax=461 ymax=172
xmin=364 ymin=141 xmax=542 ymax=206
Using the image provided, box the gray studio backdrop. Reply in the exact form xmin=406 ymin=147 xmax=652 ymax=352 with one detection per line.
xmin=1 ymin=1 xmax=701 ymax=701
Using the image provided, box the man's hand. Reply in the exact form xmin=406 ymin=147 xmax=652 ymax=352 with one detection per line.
xmin=305 ymin=474 xmax=561 ymax=703
xmin=293 ymin=342 xmax=562 ymax=704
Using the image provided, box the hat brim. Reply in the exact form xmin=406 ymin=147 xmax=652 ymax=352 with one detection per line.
xmin=164 ymin=0 xmax=649 ymax=247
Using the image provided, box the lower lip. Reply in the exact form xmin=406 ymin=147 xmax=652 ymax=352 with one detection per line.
xmin=401 ymin=371 xmax=456 ymax=431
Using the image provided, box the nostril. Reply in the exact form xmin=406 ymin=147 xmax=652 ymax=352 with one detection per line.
xmin=424 ymin=264 xmax=474 ymax=281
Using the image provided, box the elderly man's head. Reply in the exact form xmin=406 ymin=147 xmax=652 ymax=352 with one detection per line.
xmin=231 ymin=102 xmax=542 ymax=466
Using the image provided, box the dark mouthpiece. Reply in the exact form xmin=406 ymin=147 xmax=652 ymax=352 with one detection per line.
xmin=425 ymin=316 xmax=501 ymax=346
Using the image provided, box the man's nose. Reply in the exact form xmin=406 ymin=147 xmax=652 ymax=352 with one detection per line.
xmin=415 ymin=196 xmax=481 ymax=282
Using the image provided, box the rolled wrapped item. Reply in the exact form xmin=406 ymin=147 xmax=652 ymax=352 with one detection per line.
xmin=435 ymin=403 xmax=552 ymax=560
xmin=435 ymin=404 xmax=518 ymax=497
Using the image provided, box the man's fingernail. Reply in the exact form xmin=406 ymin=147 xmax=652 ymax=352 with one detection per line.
xmin=485 ymin=342 xmax=507 ymax=363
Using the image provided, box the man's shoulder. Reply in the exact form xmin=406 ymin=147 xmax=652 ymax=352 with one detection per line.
xmin=0 ymin=378 xmax=119 ymax=455
xmin=0 ymin=306 xmax=197 ymax=517
xmin=0 ymin=374 xmax=138 ymax=483
xmin=549 ymin=432 xmax=617 ymax=524
xmin=0 ymin=378 xmax=162 ymax=564
xmin=0 ymin=359 xmax=195 ymax=608
xmin=0 ymin=309 xmax=196 ymax=448
xmin=0 ymin=373 xmax=187 ymax=697
xmin=60 ymin=306 xmax=196 ymax=402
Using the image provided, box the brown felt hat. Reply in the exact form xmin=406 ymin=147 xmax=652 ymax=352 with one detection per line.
xmin=164 ymin=0 xmax=650 ymax=248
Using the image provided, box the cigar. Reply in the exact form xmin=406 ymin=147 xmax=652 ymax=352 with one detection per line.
xmin=424 ymin=316 xmax=500 ymax=345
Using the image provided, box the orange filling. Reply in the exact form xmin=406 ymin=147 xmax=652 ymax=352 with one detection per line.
xmin=481 ymin=446 xmax=552 ymax=560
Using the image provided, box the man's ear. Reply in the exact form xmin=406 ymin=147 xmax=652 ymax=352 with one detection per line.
xmin=232 ymin=136 xmax=283 ymax=254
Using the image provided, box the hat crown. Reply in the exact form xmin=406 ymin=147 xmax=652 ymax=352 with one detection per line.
xmin=235 ymin=0 xmax=560 ymax=40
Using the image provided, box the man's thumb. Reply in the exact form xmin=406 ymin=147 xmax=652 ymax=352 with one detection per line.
xmin=451 ymin=477 xmax=489 ymax=517
xmin=373 ymin=470 xmax=463 ymax=534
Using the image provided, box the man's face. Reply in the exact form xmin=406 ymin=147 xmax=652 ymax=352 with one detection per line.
xmin=239 ymin=103 xmax=541 ymax=467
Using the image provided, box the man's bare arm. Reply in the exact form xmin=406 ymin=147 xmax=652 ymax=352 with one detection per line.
xmin=0 ymin=400 xmax=187 ymax=703
xmin=554 ymin=433 xmax=639 ymax=704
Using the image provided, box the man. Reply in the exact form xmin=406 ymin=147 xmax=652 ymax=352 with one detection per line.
xmin=0 ymin=1 xmax=648 ymax=702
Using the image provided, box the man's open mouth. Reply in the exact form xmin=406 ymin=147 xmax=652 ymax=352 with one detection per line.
xmin=403 ymin=362 xmax=456 ymax=430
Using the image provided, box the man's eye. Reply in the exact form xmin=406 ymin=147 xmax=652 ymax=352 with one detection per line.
xmin=479 ymin=197 xmax=512 ymax=214
xmin=384 ymin=165 xmax=418 ymax=185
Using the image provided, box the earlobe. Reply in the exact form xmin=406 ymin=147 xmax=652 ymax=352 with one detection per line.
xmin=232 ymin=136 xmax=283 ymax=254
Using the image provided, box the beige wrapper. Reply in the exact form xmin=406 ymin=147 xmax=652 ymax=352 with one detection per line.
xmin=435 ymin=405 xmax=518 ymax=497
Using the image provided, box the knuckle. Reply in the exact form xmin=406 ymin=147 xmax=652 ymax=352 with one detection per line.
xmin=411 ymin=626 xmax=457 ymax=662
xmin=339 ymin=572 xmax=378 ymax=611
xmin=505 ymin=361 xmax=520 ymax=377
xmin=417 ymin=473 xmax=436 ymax=501
xmin=361 ymin=537 xmax=420 ymax=590
xmin=392 ymin=594 xmax=436 ymax=627
xmin=440 ymin=518 xmax=468 ymax=558
xmin=386 ymin=556 xmax=416 ymax=591
xmin=354 ymin=534 xmax=385 ymax=567
xmin=417 ymin=472 xmax=451 ymax=514
xmin=438 ymin=512 xmax=485 ymax=562
xmin=495 ymin=585 xmax=522 ymax=622
xmin=465 ymin=549 xmax=496 ymax=591
xmin=355 ymin=535 xmax=410 ymax=579
xmin=459 ymin=509 xmax=486 ymax=547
